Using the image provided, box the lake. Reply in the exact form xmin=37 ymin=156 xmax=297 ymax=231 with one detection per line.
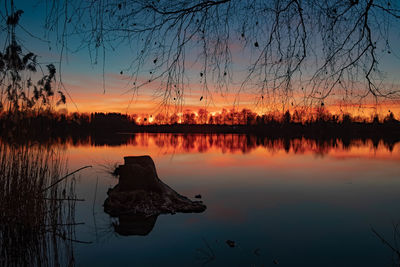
xmin=14 ymin=133 xmax=400 ymax=266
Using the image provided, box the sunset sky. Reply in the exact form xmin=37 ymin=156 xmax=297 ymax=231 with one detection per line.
xmin=3 ymin=0 xmax=400 ymax=117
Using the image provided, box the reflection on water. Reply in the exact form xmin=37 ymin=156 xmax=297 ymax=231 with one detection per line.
xmin=113 ymin=215 xmax=158 ymax=236
xmin=2 ymin=133 xmax=400 ymax=266
xmin=62 ymin=133 xmax=400 ymax=156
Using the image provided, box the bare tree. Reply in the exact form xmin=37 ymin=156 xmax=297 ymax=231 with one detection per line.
xmin=26 ymin=1 xmax=400 ymax=110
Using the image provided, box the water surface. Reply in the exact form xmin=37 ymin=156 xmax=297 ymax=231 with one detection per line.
xmin=58 ymin=134 xmax=400 ymax=266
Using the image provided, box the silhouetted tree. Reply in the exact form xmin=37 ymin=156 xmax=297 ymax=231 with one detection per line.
xmin=155 ymin=113 xmax=166 ymax=124
xmin=169 ymin=113 xmax=179 ymax=124
xmin=283 ymin=110 xmax=291 ymax=124
xmin=384 ymin=111 xmax=397 ymax=123
xmin=183 ymin=109 xmax=196 ymax=124
xmin=198 ymin=108 xmax=208 ymax=124
xmin=0 ymin=2 xmax=65 ymax=113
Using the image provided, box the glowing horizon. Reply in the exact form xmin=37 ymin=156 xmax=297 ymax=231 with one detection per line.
xmin=58 ymin=73 xmax=400 ymax=119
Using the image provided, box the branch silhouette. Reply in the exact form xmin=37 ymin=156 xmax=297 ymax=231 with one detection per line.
xmin=36 ymin=0 xmax=400 ymax=110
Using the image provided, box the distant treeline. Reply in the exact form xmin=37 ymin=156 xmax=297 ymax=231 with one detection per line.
xmin=0 ymin=111 xmax=133 ymax=138
xmin=134 ymin=108 xmax=400 ymax=126
xmin=0 ymin=109 xmax=400 ymax=141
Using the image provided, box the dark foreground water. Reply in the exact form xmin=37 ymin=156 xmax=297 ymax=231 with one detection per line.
xmin=10 ymin=134 xmax=400 ymax=266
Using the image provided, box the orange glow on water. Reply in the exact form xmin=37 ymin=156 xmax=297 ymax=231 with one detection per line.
xmin=63 ymin=133 xmax=400 ymax=165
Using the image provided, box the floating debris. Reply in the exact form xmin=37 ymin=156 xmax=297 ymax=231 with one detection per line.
xmin=226 ymin=240 xmax=236 ymax=248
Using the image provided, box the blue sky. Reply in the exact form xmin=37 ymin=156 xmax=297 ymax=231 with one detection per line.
xmin=2 ymin=0 xmax=400 ymax=116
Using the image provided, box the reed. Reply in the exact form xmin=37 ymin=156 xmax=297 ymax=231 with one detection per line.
xmin=0 ymin=142 xmax=77 ymax=267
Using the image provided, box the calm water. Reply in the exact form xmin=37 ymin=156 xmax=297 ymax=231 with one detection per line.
xmin=59 ymin=134 xmax=400 ymax=266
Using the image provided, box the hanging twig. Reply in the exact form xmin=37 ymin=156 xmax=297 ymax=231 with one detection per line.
xmin=371 ymin=227 xmax=400 ymax=256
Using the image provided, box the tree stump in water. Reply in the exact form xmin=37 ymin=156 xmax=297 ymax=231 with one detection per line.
xmin=104 ymin=156 xmax=206 ymax=217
